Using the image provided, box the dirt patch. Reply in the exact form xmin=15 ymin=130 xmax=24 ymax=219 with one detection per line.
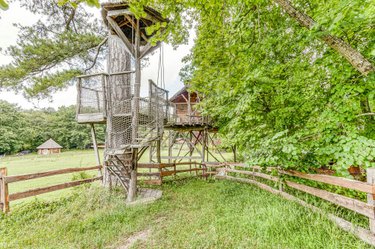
xmin=117 ymin=229 xmax=151 ymax=249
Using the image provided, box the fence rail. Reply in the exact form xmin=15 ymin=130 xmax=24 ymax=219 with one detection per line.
xmin=216 ymin=164 xmax=375 ymax=247
xmin=138 ymin=162 xmax=207 ymax=185
xmin=0 ymin=166 xmax=102 ymax=213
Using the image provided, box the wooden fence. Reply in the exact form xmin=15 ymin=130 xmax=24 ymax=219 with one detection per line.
xmin=216 ymin=163 xmax=375 ymax=246
xmin=138 ymin=161 xmax=208 ymax=185
xmin=0 ymin=166 xmax=102 ymax=213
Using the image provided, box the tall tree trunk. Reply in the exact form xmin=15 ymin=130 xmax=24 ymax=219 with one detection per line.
xmin=274 ymin=0 xmax=374 ymax=76
xmin=104 ymin=34 xmax=132 ymax=189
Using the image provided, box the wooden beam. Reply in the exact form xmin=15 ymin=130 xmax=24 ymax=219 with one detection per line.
xmin=161 ymin=156 xmax=202 ymax=159
xmin=9 ymin=177 xmax=102 ymax=201
xmin=107 ymin=16 xmax=135 ymax=56
xmin=285 ymin=180 xmax=374 ymax=218
xmin=0 ymin=168 xmax=9 ymax=213
xmin=107 ymin=9 xmax=133 ymax=17
xmin=123 ymin=15 xmax=149 ymax=42
xmin=140 ymin=41 xmax=161 ymax=59
xmin=367 ymin=168 xmax=375 ymax=233
xmin=137 ymin=172 xmax=161 ymax=177
xmin=226 ymin=168 xmax=279 ymax=182
xmin=4 ymin=166 xmax=101 ymax=184
xmin=281 ymin=169 xmax=373 ymax=194
xmin=142 ymin=179 xmax=162 ymax=185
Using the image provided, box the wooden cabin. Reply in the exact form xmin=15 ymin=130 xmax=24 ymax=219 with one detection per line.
xmin=37 ymin=139 xmax=63 ymax=155
xmin=168 ymin=86 xmax=208 ymax=126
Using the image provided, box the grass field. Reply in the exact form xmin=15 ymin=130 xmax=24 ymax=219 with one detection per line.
xmin=0 ymin=179 xmax=371 ymax=249
xmin=0 ymin=150 xmax=102 ymax=203
xmin=1 ymin=150 xmax=371 ymax=248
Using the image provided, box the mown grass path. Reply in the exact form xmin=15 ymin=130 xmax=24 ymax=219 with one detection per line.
xmin=0 ymin=179 xmax=371 ymax=249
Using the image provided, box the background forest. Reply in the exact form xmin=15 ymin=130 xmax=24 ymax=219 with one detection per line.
xmin=0 ymin=100 xmax=104 ymax=154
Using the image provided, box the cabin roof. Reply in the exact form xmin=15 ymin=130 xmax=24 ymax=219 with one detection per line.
xmin=101 ymin=2 xmax=166 ymax=20
xmin=169 ymin=86 xmax=188 ymax=103
xmin=37 ymin=139 xmax=63 ymax=149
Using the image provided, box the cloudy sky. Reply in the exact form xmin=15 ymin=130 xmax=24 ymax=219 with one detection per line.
xmin=0 ymin=2 xmax=193 ymax=109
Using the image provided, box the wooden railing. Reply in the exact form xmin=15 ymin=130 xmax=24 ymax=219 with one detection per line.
xmin=216 ymin=164 xmax=375 ymax=246
xmin=0 ymin=166 xmax=102 ymax=213
xmin=138 ymin=162 xmax=207 ymax=185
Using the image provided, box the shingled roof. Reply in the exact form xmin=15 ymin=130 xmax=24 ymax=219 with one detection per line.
xmin=37 ymin=139 xmax=63 ymax=149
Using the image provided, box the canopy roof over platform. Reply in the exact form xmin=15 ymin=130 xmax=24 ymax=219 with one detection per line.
xmin=101 ymin=1 xmax=168 ymax=46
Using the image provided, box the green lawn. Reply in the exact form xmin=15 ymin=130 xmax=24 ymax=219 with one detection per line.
xmin=1 ymin=149 xmax=369 ymax=248
xmin=1 ymin=150 xmax=102 ymax=202
xmin=0 ymin=179 xmax=371 ymax=249
xmin=0 ymin=148 xmax=232 ymax=205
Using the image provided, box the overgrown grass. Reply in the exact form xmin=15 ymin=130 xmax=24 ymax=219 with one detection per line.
xmin=0 ymin=179 xmax=371 ymax=249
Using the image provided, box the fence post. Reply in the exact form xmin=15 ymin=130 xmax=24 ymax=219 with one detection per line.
xmin=366 ymin=168 xmax=375 ymax=233
xmin=0 ymin=168 xmax=9 ymax=213
xmin=278 ymin=167 xmax=284 ymax=192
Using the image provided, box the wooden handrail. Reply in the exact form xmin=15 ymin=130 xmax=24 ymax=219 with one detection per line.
xmin=281 ymin=170 xmax=373 ymax=194
xmin=228 ymin=164 xmax=373 ymax=194
xmin=4 ymin=165 xmax=102 ymax=184
xmin=9 ymin=176 xmax=102 ymax=201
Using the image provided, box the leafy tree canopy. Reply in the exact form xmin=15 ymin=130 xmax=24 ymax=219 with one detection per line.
xmin=0 ymin=0 xmax=105 ymax=99
xmin=132 ymin=0 xmax=375 ymax=173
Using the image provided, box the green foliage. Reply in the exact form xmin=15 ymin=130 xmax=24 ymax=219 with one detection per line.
xmin=0 ymin=101 xmax=105 ymax=154
xmin=0 ymin=0 xmax=8 ymax=10
xmin=58 ymin=0 xmax=100 ymax=8
xmin=0 ymin=1 xmax=105 ymax=98
xmin=0 ymin=101 xmax=25 ymax=153
xmin=136 ymin=0 xmax=374 ymax=173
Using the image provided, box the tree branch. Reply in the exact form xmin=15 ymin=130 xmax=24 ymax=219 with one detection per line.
xmin=85 ymin=36 xmax=108 ymax=72
xmin=274 ymin=0 xmax=374 ymax=76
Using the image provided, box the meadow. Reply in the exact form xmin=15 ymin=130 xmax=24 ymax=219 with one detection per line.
xmin=0 ymin=149 xmax=372 ymax=248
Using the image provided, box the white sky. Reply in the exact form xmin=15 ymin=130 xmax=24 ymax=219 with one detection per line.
xmin=0 ymin=2 xmax=193 ymax=109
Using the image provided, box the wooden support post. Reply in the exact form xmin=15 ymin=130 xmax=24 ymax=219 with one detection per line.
xmin=174 ymin=163 xmax=177 ymax=179
xmin=367 ymin=168 xmax=375 ymax=233
xmin=168 ymin=130 xmax=173 ymax=164
xmin=189 ymin=131 xmax=193 ymax=175
xmin=202 ymin=130 xmax=206 ymax=162
xmin=278 ymin=167 xmax=284 ymax=192
xmin=0 ymin=168 xmax=9 ymax=213
xmin=90 ymin=124 xmax=102 ymax=177
xmin=127 ymin=148 xmax=138 ymax=203
xmin=156 ymin=139 xmax=161 ymax=163
xmin=159 ymin=164 xmax=163 ymax=185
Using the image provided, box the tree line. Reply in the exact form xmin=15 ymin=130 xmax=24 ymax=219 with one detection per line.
xmin=0 ymin=100 xmax=104 ymax=154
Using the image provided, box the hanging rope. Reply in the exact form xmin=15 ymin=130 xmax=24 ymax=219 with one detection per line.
xmin=157 ymin=43 xmax=165 ymax=89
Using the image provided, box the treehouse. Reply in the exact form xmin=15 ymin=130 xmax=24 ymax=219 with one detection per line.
xmin=76 ymin=1 xmax=171 ymax=202
xmin=166 ymin=86 xmax=212 ymax=129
